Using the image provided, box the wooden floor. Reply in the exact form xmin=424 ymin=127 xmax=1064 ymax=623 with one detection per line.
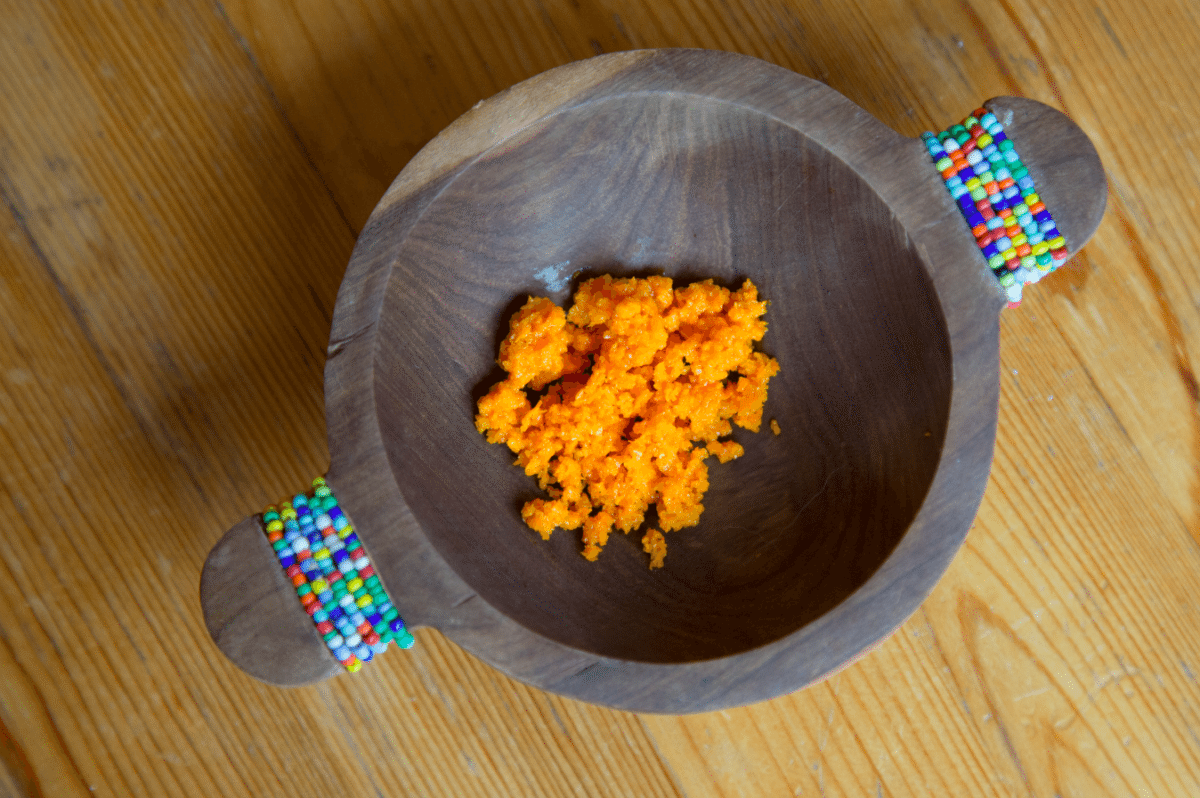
xmin=2 ymin=0 xmax=1199 ymax=795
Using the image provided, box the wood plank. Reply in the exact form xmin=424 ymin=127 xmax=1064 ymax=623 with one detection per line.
xmin=3 ymin=0 xmax=1200 ymax=794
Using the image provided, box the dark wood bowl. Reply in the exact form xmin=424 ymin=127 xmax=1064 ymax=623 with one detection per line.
xmin=201 ymin=49 xmax=1106 ymax=713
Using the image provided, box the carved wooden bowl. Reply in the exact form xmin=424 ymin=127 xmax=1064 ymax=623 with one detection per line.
xmin=201 ymin=49 xmax=1106 ymax=713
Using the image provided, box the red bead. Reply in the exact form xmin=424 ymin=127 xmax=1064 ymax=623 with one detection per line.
xmin=305 ymin=600 xmax=320 ymax=616
xmin=358 ymin=564 xmax=375 ymax=579
xmin=316 ymin=621 xmax=335 ymax=634
xmin=285 ymin=564 xmax=302 ymax=579
xmin=357 ymin=621 xmax=373 ymax=636
xmin=363 ymin=631 xmax=380 ymax=646
xmin=326 ymin=570 xmax=343 ymax=585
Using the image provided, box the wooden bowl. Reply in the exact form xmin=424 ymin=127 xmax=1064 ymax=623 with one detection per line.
xmin=201 ymin=49 xmax=1106 ymax=713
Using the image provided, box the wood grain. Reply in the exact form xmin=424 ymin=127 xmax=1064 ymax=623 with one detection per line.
xmin=2 ymin=0 xmax=1199 ymax=794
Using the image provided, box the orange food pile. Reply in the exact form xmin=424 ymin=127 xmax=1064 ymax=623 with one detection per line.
xmin=474 ymin=275 xmax=779 ymax=569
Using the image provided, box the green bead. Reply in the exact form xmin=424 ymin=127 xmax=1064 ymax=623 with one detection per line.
xmin=997 ymin=271 xmax=1016 ymax=287
xmin=998 ymin=139 xmax=1014 ymax=152
xmin=396 ymin=630 xmax=416 ymax=649
xmin=263 ymin=510 xmax=280 ymax=523
xmin=1011 ymin=165 xmax=1029 ymax=180
xmin=365 ymin=575 xmax=381 ymax=589
xmin=987 ymin=253 xmax=1006 ymax=269
xmin=296 ymin=584 xmax=311 ymax=597
xmin=383 ymin=608 xmax=399 ymax=622
xmin=272 ymin=538 xmax=288 ymax=552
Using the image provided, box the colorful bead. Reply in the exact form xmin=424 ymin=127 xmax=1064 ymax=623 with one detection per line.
xmin=923 ymin=107 xmax=1068 ymax=307
xmin=258 ymin=477 xmax=413 ymax=674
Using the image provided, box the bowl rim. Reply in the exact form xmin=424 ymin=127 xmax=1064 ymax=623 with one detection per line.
xmin=322 ymin=48 xmax=1003 ymax=713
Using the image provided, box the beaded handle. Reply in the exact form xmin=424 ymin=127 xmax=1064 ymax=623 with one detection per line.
xmin=260 ymin=477 xmax=414 ymax=674
xmin=922 ymin=107 xmax=1069 ymax=308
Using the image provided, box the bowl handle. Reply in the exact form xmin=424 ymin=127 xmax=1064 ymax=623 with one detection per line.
xmin=922 ymin=97 xmax=1107 ymax=306
xmin=200 ymin=477 xmax=413 ymax=686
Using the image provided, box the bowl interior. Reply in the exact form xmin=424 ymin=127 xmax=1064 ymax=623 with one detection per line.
xmin=373 ymin=91 xmax=953 ymax=663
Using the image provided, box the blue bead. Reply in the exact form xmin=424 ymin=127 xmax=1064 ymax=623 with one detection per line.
xmin=278 ymin=554 xmax=296 ymax=568
xmin=1017 ymin=176 xmax=1036 ymax=191
xmin=343 ymin=533 xmax=359 ymax=548
xmin=982 ymin=242 xmax=1000 ymax=258
xmin=965 ymin=210 xmax=985 ymax=228
xmin=389 ymin=617 xmax=407 ymax=634
xmin=318 ymin=590 xmax=334 ymax=604
xmin=366 ymin=612 xmax=383 ymax=626
xmin=329 ymin=606 xmax=345 ymax=622
xmin=313 ymin=609 xmax=329 ymax=623
xmin=354 ymin=644 xmax=373 ymax=662
xmin=333 ymin=646 xmax=352 ymax=661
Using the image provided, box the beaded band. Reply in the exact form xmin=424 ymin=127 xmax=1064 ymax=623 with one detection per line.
xmin=261 ymin=477 xmax=414 ymax=673
xmin=922 ymin=108 xmax=1068 ymax=307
